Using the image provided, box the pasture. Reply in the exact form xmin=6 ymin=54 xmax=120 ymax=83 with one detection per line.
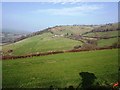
xmin=2 ymin=23 xmax=119 ymax=56
xmin=2 ymin=49 xmax=118 ymax=88
xmin=83 ymin=31 xmax=118 ymax=37
xmin=98 ymin=37 xmax=118 ymax=47
xmin=3 ymin=32 xmax=82 ymax=56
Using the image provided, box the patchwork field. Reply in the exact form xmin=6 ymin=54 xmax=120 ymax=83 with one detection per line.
xmin=3 ymin=23 xmax=119 ymax=57
xmin=83 ymin=31 xmax=118 ymax=37
xmin=97 ymin=37 xmax=119 ymax=47
xmin=2 ymin=49 xmax=118 ymax=88
xmin=3 ymin=32 xmax=82 ymax=56
xmin=2 ymin=23 xmax=119 ymax=89
xmin=50 ymin=25 xmax=94 ymax=35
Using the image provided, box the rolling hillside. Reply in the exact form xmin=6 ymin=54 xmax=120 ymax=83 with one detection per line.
xmin=2 ymin=23 xmax=119 ymax=56
xmin=2 ymin=23 xmax=119 ymax=89
xmin=49 ymin=25 xmax=94 ymax=35
xmin=3 ymin=32 xmax=82 ymax=55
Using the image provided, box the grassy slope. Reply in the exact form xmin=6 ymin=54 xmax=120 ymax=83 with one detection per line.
xmin=3 ymin=24 xmax=119 ymax=55
xmin=82 ymin=30 xmax=118 ymax=47
xmin=3 ymin=49 xmax=118 ymax=88
xmin=3 ymin=32 xmax=82 ymax=55
xmin=50 ymin=26 xmax=93 ymax=35
xmin=81 ymin=23 xmax=119 ymax=47
xmin=83 ymin=31 xmax=118 ymax=37
xmin=98 ymin=37 xmax=118 ymax=47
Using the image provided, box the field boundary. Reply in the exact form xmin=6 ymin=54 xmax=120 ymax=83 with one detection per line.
xmin=1 ymin=46 xmax=119 ymax=60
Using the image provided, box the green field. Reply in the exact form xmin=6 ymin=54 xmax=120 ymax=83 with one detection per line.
xmin=82 ymin=30 xmax=119 ymax=47
xmin=2 ymin=23 xmax=119 ymax=89
xmin=3 ymin=24 xmax=119 ymax=56
xmin=3 ymin=32 xmax=82 ymax=55
xmin=98 ymin=37 xmax=118 ymax=47
xmin=50 ymin=26 xmax=93 ymax=35
xmin=83 ymin=31 xmax=118 ymax=37
xmin=2 ymin=49 xmax=118 ymax=88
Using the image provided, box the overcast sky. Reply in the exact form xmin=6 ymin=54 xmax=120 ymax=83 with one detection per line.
xmin=2 ymin=2 xmax=118 ymax=32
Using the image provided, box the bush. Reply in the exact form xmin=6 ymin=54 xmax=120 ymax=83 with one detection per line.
xmin=81 ymin=43 xmax=97 ymax=50
xmin=74 ymin=45 xmax=81 ymax=49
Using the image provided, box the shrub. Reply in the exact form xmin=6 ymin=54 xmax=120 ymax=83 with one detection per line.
xmin=81 ymin=43 xmax=97 ymax=50
xmin=74 ymin=45 xmax=81 ymax=49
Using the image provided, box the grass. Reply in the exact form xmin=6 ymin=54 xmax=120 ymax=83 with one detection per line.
xmin=97 ymin=37 xmax=118 ymax=47
xmin=3 ymin=32 xmax=82 ymax=55
xmin=83 ymin=31 xmax=118 ymax=37
xmin=2 ymin=49 xmax=118 ymax=88
xmin=3 ymin=26 xmax=119 ymax=56
xmin=82 ymin=30 xmax=119 ymax=47
xmin=50 ymin=26 xmax=93 ymax=35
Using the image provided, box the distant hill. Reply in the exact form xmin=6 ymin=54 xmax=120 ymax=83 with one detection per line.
xmin=2 ymin=23 xmax=119 ymax=56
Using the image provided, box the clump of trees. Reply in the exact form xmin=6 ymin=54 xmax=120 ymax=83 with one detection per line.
xmin=81 ymin=43 xmax=97 ymax=50
xmin=74 ymin=45 xmax=81 ymax=49
xmin=81 ymin=39 xmax=98 ymax=50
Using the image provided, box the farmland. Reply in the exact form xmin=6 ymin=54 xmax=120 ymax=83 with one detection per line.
xmin=2 ymin=49 xmax=118 ymax=88
xmin=3 ymin=32 xmax=82 ymax=56
xmin=2 ymin=23 xmax=119 ymax=56
xmin=2 ymin=23 xmax=119 ymax=89
xmin=2 ymin=1 xmax=120 ymax=89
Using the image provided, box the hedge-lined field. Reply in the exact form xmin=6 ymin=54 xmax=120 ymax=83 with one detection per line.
xmin=3 ymin=23 xmax=119 ymax=56
xmin=3 ymin=32 xmax=82 ymax=56
xmin=2 ymin=49 xmax=118 ymax=88
xmin=98 ymin=37 xmax=118 ymax=47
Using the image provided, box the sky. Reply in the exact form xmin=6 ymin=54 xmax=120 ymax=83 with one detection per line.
xmin=2 ymin=2 xmax=118 ymax=33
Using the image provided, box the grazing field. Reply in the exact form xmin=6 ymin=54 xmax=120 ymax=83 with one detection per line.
xmin=3 ymin=23 xmax=119 ymax=56
xmin=83 ymin=31 xmax=118 ymax=37
xmin=50 ymin=25 xmax=94 ymax=35
xmin=3 ymin=32 xmax=82 ymax=56
xmin=97 ymin=37 xmax=118 ymax=47
xmin=2 ymin=49 xmax=118 ymax=88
